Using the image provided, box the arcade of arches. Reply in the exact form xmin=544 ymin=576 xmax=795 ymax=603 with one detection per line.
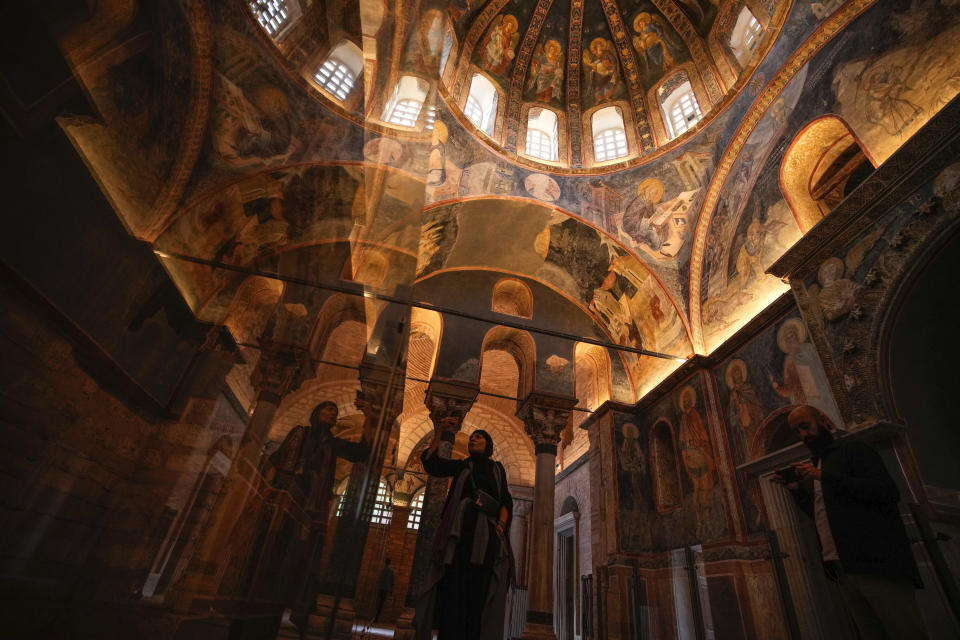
xmin=3 ymin=0 xmax=960 ymax=638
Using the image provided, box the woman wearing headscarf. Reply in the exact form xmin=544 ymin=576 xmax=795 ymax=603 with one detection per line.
xmin=414 ymin=415 xmax=514 ymax=640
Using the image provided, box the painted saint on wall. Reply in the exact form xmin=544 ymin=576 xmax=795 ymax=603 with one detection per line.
xmin=582 ymin=38 xmax=622 ymax=104
xmin=632 ymin=12 xmax=679 ymax=79
xmin=526 ymin=39 xmax=565 ymax=103
xmin=479 ymin=14 xmax=520 ymax=77
xmin=677 ymin=385 xmax=717 ymax=539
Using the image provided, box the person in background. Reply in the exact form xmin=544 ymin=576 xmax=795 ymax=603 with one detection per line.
xmin=373 ymin=557 xmax=394 ymax=623
xmin=776 ymin=404 xmax=927 ymax=639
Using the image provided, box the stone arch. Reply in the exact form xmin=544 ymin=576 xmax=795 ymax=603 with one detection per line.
xmin=307 ymin=293 xmax=368 ymax=374
xmin=268 ymin=379 xmax=364 ymax=443
xmin=223 ymin=275 xmax=284 ymax=345
xmin=780 ymin=116 xmax=874 ymax=233
xmin=480 ymin=326 xmax=537 ymax=403
xmin=460 ymin=403 xmax=536 ymax=487
xmin=491 ymin=277 xmax=534 ymax=318
xmin=749 ymin=405 xmax=804 ymax=459
xmin=559 ymin=495 xmax=579 ymax=516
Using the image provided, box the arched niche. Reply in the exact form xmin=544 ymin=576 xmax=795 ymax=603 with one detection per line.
xmin=399 ymin=309 xmax=442 ymax=418
xmin=480 ymin=326 xmax=537 ymax=404
xmin=649 ymin=418 xmax=683 ymax=513
xmin=408 ymin=307 xmax=443 ymax=379
xmin=572 ymin=343 xmax=612 ymax=430
xmin=492 ymin=277 xmax=534 ymax=318
xmin=223 ymin=275 xmax=284 ymax=345
xmin=649 ymin=418 xmax=682 ymax=512
xmin=307 ymin=293 xmax=367 ymax=363
xmin=748 ymin=405 xmax=804 ymax=459
xmin=559 ymin=495 xmax=580 ymax=516
xmin=780 ymin=116 xmax=874 ymax=233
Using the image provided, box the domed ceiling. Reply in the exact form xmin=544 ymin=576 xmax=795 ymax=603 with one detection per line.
xmin=442 ymin=0 xmax=787 ymax=169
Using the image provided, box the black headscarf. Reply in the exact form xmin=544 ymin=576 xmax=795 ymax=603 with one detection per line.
xmin=471 ymin=429 xmax=494 ymax=458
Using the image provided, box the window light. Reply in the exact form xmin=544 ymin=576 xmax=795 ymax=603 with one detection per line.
xmin=525 ymin=108 xmax=559 ymax=162
xmin=370 ymin=480 xmax=393 ymax=525
xmin=592 ymin=106 xmax=629 ymax=162
xmin=314 ymin=41 xmax=363 ymax=102
xmin=660 ymin=79 xmax=702 ymax=139
xmin=407 ymin=489 xmax=425 ymax=530
xmin=383 ymin=76 xmax=430 ymax=128
xmin=465 ymin=74 xmax=499 ymax=135
xmin=730 ymin=7 xmax=764 ymax=66
xmin=248 ymin=0 xmax=300 ymax=38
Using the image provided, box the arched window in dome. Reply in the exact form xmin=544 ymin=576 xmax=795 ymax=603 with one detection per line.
xmin=314 ymin=41 xmax=363 ymax=101
xmin=383 ymin=76 xmax=430 ymax=127
xmin=591 ymin=106 xmax=629 ymax=162
xmin=659 ymin=75 xmax=702 ymax=139
xmin=465 ymin=74 xmax=499 ymax=136
xmin=248 ymin=0 xmax=301 ymax=38
xmin=525 ymin=107 xmax=559 ymax=162
xmin=729 ymin=7 xmax=764 ymax=67
xmin=407 ymin=488 xmax=425 ymax=530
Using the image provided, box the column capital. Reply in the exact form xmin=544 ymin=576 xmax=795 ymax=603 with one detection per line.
xmin=250 ymin=339 xmax=314 ymax=402
xmin=517 ymin=392 xmax=578 ymax=455
xmin=425 ymin=378 xmax=480 ymax=431
xmin=358 ymin=359 xmax=406 ymax=424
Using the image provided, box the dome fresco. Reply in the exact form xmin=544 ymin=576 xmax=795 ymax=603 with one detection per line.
xmin=441 ymin=0 xmax=788 ymax=168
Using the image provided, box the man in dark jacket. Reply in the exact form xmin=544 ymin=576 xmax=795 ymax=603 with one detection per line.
xmin=779 ymin=404 xmax=927 ymax=639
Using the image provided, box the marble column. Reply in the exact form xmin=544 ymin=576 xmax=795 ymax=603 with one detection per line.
xmin=396 ymin=379 xmax=479 ymax=639
xmin=518 ymin=392 xmax=577 ymax=640
xmin=313 ymin=359 xmax=405 ymax=638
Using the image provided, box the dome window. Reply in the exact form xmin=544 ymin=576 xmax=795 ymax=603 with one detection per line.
xmin=383 ymin=76 xmax=430 ymax=127
xmin=660 ymin=78 xmax=702 ymax=139
xmin=592 ymin=106 xmax=629 ymax=162
xmin=525 ymin=107 xmax=559 ymax=162
xmin=465 ymin=74 xmax=499 ymax=136
xmin=248 ymin=0 xmax=301 ymax=38
xmin=729 ymin=7 xmax=763 ymax=66
xmin=314 ymin=41 xmax=363 ymax=101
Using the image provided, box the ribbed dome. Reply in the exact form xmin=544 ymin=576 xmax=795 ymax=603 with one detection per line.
xmin=442 ymin=0 xmax=785 ymax=169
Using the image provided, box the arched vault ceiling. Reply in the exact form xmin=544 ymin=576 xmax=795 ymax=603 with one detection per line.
xmin=415 ymin=198 xmax=693 ymax=390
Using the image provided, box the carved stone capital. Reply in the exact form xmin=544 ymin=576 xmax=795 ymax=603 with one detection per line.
xmin=358 ymin=359 xmax=406 ymax=423
xmin=250 ymin=339 xmax=314 ymax=402
xmin=425 ymin=378 xmax=480 ymax=433
xmin=517 ymin=392 xmax=578 ymax=455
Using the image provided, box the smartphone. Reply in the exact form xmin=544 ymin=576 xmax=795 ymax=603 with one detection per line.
xmin=775 ymin=465 xmax=801 ymax=482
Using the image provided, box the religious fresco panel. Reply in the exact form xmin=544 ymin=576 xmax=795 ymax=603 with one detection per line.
xmin=698 ymin=0 xmax=960 ymax=351
xmin=522 ymin=0 xmax=569 ymax=108
xmin=616 ymin=0 xmax=693 ymax=87
xmin=613 ymin=373 xmax=730 ymax=553
xmin=712 ymin=308 xmax=841 ymax=531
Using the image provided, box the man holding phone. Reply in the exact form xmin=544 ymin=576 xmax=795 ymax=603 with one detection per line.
xmin=775 ymin=404 xmax=926 ymax=639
